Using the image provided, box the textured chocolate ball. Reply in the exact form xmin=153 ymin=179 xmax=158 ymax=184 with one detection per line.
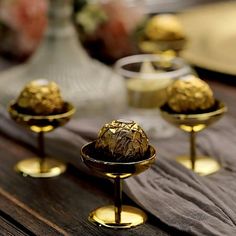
xmin=16 ymin=79 xmax=64 ymax=115
xmin=95 ymin=119 xmax=149 ymax=162
xmin=145 ymin=14 xmax=185 ymax=41
xmin=167 ymin=75 xmax=215 ymax=113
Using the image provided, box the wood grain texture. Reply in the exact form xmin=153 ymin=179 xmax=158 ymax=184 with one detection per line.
xmin=0 ymin=79 xmax=234 ymax=235
xmin=0 ymin=134 xmax=177 ymax=236
xmin=0 ymin=211 xmax=30 ymax=236
xmin=0 ymin=54 xmax=235 ymax=235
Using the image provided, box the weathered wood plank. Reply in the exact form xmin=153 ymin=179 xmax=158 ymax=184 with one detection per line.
xmin=0 ymin=60 xmax=235 ymax=235
xmin=0 ymin=134 xmax=173 ymax=236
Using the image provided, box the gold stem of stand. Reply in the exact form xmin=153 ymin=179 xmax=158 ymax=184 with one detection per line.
xmin=114 ymin=177 xmax=122 ymax=224
xmin=190 ymin=129 xmax=196 ymax=171
xmin=38 ymin=131 xmax=45 ymax=173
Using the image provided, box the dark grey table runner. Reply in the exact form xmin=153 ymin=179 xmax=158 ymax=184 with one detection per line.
xmin=1 ymin=106 xmax=236 ymax=236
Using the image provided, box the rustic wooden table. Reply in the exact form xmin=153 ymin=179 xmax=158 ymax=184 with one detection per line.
xmin=0 ymin=134 xmax=177 ymax=236
xmin=0 ymin=77 xmax=235 ymax=236
xmin=0 ymin=55 xmax=235 ymax=235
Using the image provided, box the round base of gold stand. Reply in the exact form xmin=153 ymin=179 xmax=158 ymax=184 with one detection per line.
xmin=15 ymin=158 xmax=66 ymax=178
xmin=176 ymin=156 xmax=220 ymax=176
xmin=89 ymin=205 xmax=147 ymax=229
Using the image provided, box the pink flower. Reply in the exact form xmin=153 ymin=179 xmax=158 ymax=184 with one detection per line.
xmin=0 ymin=0 xmax=47 ymax=58
xmin=84 ymin=0 xmax=144 ymax=62
xmin=101 ymin=0 xmax=144 ymax=33
xmin=100 ymin=0 xmax=144 ymax=59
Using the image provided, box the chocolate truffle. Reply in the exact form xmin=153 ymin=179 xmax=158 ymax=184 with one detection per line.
xmin=16 ymin=79 xmax=64 ymax=115
xmin=167 ymin=75 xmax=215 ymax=113
xmin=95 ymin=119 xmax=149 ymax=162
xmin=145 ymin=14 xmax=185 ymax=41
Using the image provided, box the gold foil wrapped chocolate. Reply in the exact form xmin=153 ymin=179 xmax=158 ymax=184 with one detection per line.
xmin=95 ymin=119 xmax=149 ymax=162
xmin=17 ymin=79 xmax=64 ymax=115
xmin=145 ymin=14 xmax=185 ymax=41
xmin=167 ymin=75 xmax=215 ymax=113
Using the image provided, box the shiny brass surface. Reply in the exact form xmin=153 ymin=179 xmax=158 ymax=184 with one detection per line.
xmin=8 ymin=101 xmax=75 ymax=178
xmin=139 ymin=39 xmax=186 ymax=55
xmin=176 ymin=156 xmax=220 ymax=176
xmin=81 ymin=141 xmax=156 ymax=179
xmin=160 ymin=100 xmax=227 ymax=175
xmin=81 ymin=142 xmax=156 ymax=228
xmin=89 ymin=205 xmax=147 ymax=229
xmin=160 ymin=100 xmax=226 ymax=132
xmin=8 ymin=101 xmax=75 ymax=133
xmin=15 ymin=157 xmax=66 ymax=178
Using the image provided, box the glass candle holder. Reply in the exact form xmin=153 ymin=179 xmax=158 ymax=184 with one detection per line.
xmin=115 ymin=54 xmax=193 ymax=139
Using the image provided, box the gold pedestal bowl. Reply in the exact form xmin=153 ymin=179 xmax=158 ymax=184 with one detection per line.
xmin=160 ymin=100 xmax=227 ymax=176
xmin=8 ymin=101 xmax=75 ymax=178
xmin=139 ymin=38 xmax=186 ymax=56
xmin=81 ymin=141 xmax=156 ymax=229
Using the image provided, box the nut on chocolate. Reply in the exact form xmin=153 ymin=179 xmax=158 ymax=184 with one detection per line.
xmin=145 ymin=14 xmax=185 ymax=41
xmin=17 ymin=79 xmax=64 ymax=115
xmin=95 ymin=119 xmax=149 ymax=162
xmin=167 ymin=75 xmax=215 ymax=113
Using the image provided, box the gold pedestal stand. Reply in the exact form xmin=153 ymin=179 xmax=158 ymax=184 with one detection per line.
xmin=15 ymin=157 xmax=66 ymax=178
xmin=81 ymin=142 xmax=156 ymax=229
xmin=175 ymin=155 xmax=220 ymax=176
xmin=160 ymin=100 xmax=227 ymax=176
xmin=139 ymin=38 xmax=186 ymax=57
xmin=8 ymin=102 xmax=75 ymax=178
xmin=89 ymin=205 xmax=147 ymax=229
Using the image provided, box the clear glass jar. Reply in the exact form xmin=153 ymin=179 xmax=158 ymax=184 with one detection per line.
xmin=115 ymin=54 xmax=194 ymax=139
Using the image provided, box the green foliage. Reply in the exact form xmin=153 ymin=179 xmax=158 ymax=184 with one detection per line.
xmin=132 ymin=16 xmax=148 ymax=41
xmin=75 ymin=3 xmax=108 ymax=35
